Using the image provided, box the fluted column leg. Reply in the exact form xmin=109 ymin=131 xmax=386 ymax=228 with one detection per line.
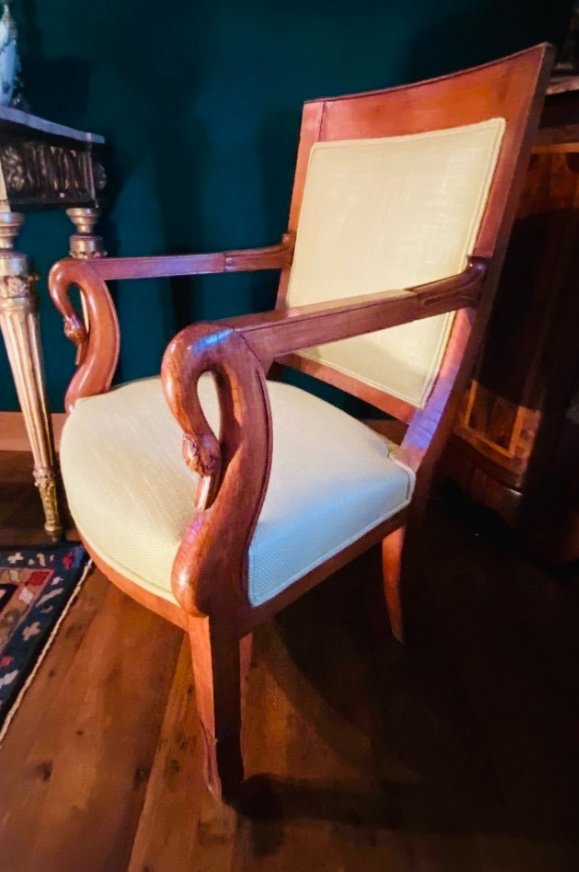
xmin=0 ymin=211 xmax=62 ymax=539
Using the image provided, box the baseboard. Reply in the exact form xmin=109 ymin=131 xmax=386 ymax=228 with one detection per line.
xmin=0 ymin=412 xmax=65 ymax=452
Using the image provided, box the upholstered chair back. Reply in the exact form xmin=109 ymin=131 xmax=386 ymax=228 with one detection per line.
xmin=285 ymin=119 xmax=505 ymax=408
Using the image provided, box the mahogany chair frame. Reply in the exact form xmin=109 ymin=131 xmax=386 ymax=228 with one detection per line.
xmin=49 ymin=45 xmax=553 ymax=801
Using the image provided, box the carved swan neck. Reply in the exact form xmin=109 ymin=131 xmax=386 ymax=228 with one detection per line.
xmin=162 ymin=324 xmax=272 ymax=618
xmin=48 ymin=258 xmax=120 ymax=411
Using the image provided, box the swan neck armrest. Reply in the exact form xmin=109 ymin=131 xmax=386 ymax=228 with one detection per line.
xmin=48 ymin=258 xmax=120 ymax=411
xmin=161 ymin=324 xmax=272 ymax=618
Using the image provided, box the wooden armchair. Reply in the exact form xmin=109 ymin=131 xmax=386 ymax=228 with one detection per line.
xmin=48 ymin=45 xmax=552 ymax=803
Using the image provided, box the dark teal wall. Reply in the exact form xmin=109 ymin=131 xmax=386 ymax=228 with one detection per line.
xmin=0 ymin=0 xmax=571 ymax=411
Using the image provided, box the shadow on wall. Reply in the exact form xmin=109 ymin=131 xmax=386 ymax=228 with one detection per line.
xmin=404 ymin=0 xmax=572 ymax=81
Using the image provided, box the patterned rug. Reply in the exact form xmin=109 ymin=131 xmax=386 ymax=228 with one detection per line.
xmin=0 ymin=543 xmax=91 ymax=741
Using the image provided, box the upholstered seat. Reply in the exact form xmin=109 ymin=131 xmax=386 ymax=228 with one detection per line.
xmin=61 ymin=376 xmax=414 ymax=607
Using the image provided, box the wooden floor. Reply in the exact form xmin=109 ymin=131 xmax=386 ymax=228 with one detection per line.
xmin=1 ymin=451 xmax=579 ymax=871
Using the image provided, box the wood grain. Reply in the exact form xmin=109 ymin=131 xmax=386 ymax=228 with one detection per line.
xmin=4 ymin=451 xmax=579 ymax=871
xmin=382 ymin=527 xmax=406 ymax=642
xmin=221 ymin=258 xmax=487 ymax=365
xmin=161 ymin=324 xmax=272 ymax=623
xmin=0 ymin=567 xmax=182 ymax=872
xmin=446 ymin=90 xmax=579 ymax=549
xmin=48 ymin=258 xmax=120 ymax=411
xmin=64 ymin=236 xmax=294 ymax=282
xmin=127 ymin=640 xmax=208 ymax=872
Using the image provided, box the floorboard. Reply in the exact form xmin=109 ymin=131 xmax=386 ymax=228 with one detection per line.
xmin=1 ymin=451 xmax=579 ymax=871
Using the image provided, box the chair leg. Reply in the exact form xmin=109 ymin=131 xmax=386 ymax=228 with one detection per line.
xmin=188 ymin=617 xmax=252 ymax=803
xmin=382 ymin=526 xmax=406 ymax=642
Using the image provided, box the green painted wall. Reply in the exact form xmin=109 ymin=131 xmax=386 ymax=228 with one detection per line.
xmin=0 ymin=0 xmax=571 ymax=411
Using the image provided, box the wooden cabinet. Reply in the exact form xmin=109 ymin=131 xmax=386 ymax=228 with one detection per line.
xmin=445 ymin=80 xmax=579 ymax=562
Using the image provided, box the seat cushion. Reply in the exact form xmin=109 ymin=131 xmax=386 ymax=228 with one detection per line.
xmin=61 ymin=376 xmax=414 ymax=607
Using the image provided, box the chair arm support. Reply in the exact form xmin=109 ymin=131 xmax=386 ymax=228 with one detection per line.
xmin=161 ymin=324 xmax=272 ymax=619
xmin=49 ymin=258 xmax=120 ymax=412
xmin=48 ymin=235 xmax=294 ymax=411
xmin=220 ymin=257 xmax=487 ymax=365
xmin=67 ymin=235 xmax=294 ymax=282
xmin=161 ymin=256 xmax=486 ymax=618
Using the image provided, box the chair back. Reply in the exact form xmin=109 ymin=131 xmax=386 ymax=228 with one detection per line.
xmin=277 ymin=46 xmax=552 ymax=426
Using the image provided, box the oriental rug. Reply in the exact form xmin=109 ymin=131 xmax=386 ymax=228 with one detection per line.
xmin=0 ymin=543 xmax=91 ymax=741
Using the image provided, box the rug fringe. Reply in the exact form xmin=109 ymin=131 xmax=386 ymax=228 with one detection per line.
xmin=0 ymin=558 xmax=94 ymax=747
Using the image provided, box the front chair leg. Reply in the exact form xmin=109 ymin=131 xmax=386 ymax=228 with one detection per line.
xmin=188 ymin=617 xmax=252 ymax=803
xmin=382 ymin=526 xmax=406 ymax=642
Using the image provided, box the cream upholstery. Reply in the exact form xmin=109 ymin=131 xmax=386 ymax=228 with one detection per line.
xmin=61 ymin=376 xmax=414 ymax=607
xmin=287 ymin=119 xmax=505 ymax=407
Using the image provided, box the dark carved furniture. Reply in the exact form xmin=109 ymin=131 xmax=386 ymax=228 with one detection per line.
xmin=0 ymin=106 xmax=105 ymax=538
xmin=446 ymin=77 xmax=579 ymax=562
xmin=48 ymin=45 xmax=552 ymax=802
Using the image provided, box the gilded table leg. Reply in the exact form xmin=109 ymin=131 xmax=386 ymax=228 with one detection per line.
xmin=67 ymin=207 xmax=106 ymax=261
xmin=66 ymin=208 xmax=106 ymax=332
xmin=0 ymin=211 xmax=62 ymax=539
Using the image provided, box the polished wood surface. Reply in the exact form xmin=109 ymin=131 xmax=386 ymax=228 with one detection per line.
xmin=162 ymin=324 xmax=272 ymax=622
xmin=219 ymin=259 xmax=486 ymax=375
xmin=0 ymin=411 xmax=65 ymax=452
xmin=48 ymin=238 xmax=294 ymax=411
xmin=2 ymin=453 xmax=579 ymax=871
xmin=47 ymin=45 xmax=554 ymax=800
xmin=48 ymin=258 xmax=120 ymax=411
xmin=62 ymin=237 xmax=295 ymax=281
xmin=446 ymin=79 xmax=579 ymax=560
xmin=381 ymin=527 xmax=406 ymax=641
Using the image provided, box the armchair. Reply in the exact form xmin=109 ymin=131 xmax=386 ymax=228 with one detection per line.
xmin=49 ymin=45 xmax=552 ymax=802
